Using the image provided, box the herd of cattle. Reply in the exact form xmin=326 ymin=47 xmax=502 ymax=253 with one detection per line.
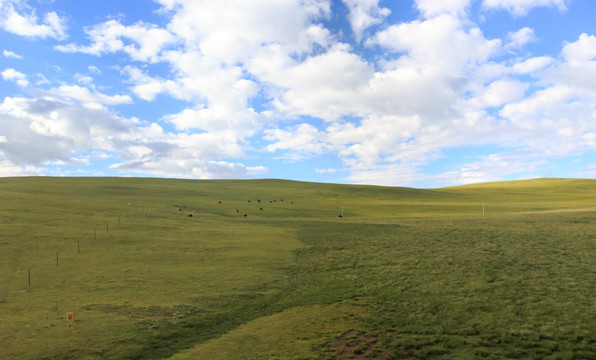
xmin=181 ymin=198 xmax=295 ymax=218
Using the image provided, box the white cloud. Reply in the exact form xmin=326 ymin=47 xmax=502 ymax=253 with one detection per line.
xmin=157 ymin=0 xmax=331 ymax=63
xmin=433 ymin=150 xmax=550 ymax=186
xmin=543 ymin=34 xmax=596 ymax=93
xmin=482 ymin=0 xmax=568 ymax=16
xmin=1 ymin=67 xmax=28 ymax=86
xmin=545 ymin=62 xmax=596 ymax=94
xmin=369 ymin=14 xmax=501 ymax=73
xmin=108 ymin=130 xmax=268 ymax=179
xmin=511 ymin=56 xmax=554 ymax=74
xmin=112 ymin=158 xmax=268 ymax=179
xmin=56 ymin=85 xmax=133 ymax=105
xmin=2 ymin=49 xmax=22 ymax=58
xmin=0 ymin=160 xmax=44 ymax=176
xmin=252 ymin=43 xmax=374 ymax=121
xmin=3 ymin=0 xmax=593 ymax=186
xmin=315 ymin=168 xmax=337 ymax=174
xmin=478 ymin=78 xmax=528 ymax=107
xmin=499 ymin=85 xmax=596 ymax=156
xmin=561 ymin=33 xmax=596 ymax=64
xmin=264 ymin=123 xmax=327 ymax=156
xmin=164 ymin=103 xmax=260 ymax=135
xmin=74 ymin=74 xmax=93 ymax=85
xmin=0 ymin=91 xmax=268 ymax=179
xmin=342 ymin=0 xmax=390 ymax=41
xmin=0 ymin=95 xmax=135 ymax=165
xmin=0 ymin=0 xmax=67 ymax=39
xmin=328 ymin=115 xmax=429 ymax=169
xmin=415 ymin=0 xmax=471 ymax=18
xmin=506 ymin=27 xmax=535 ymax=49
xmin=346 ymin=163 xmax=423 ymax=186
xmin=253 ymin=11 xmax=508 ymax=180
xmin=55 ymin=20 xmax=176 ymax=62
xmin=47 ymin=0 xmax=336 ymax=179
xmin=122 ymin=66 xmax=171 ymax=101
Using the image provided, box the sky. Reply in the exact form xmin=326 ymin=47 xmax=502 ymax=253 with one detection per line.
xmin=1 ymin=0 xmax=596 ymax=187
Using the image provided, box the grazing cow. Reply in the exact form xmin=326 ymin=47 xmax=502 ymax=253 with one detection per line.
xmin=236 ymin=209 xmax=239 ymax=213
xmin=260 ymin=208 xmax=263 ymax=210
xmin=244 ymin=214 xmax=248 ymax=217
xmin=257 ymin=199 xmax=261 ymax=203
xmin=188 ymin=214 xmax=193 ymax=217
xmin=218 ymin=201 xmax=222 ymax=204
xmin=248 ymin=200 xmax=251 ymax=203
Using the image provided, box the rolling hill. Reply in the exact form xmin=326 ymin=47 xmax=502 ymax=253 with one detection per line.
xmin=1 ymin=177 xmax=595 ymax=359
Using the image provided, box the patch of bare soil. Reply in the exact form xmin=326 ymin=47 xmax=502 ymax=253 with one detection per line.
xmin=328 ymin=330 xmax=390 ymax=359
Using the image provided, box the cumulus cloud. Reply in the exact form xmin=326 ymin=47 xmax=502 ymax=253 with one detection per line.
xmin=342 ymin=0 xmax=390 ymax=41
xmin=155 ymin=0 xmax=331 ymax=62
xmin=0 ymin=0 xmax=67 ymax=39
xmin=264 ymin=123 xmax=328 ymax=158
xmin=369 ymin=14 xmax=501 ymax=72
xmin=544 ymin=34 xmax=596 ymax=92
xmin=0 ymin=95 xmax=134 ymax=165
xmin=1 ymin=67 xmax=28 ymax=86
xmin=0 ymin=89 xmax=268 ymax=180
xmin=561 ymin=33 xmax=596 ymax=63
xmin=252 ymin=43 xmax=375 ymax=121
xmin=55 ymin=20 xmax=176 ymax=62
xmin=253 ymin=8 xmax=509 ymax=182
xmin=506 ymin=27 xmax=536 ymax=49
xmin=477 ymin=78 xmax=529 ymax=107
xmin=2 ymin=0 xmax=596 ymax=185
xmin=45 ymin=0 xmax=336 ymax=179
xmin=497 ymin=84 xmax=596 ymax=163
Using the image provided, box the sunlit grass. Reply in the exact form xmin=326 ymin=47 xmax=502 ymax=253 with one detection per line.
xmin=1 ymin=177 xmax=595 ymax=359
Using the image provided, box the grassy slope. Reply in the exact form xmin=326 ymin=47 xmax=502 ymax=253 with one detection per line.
xmin=0 ymin=177 xmax=595 ymax=359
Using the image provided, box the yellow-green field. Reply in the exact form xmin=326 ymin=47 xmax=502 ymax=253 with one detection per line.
xmin=1 ymin=177 xmax=595 ymax=359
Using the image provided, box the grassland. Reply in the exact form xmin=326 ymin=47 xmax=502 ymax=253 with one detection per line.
xmin=0 ymin=176 xmax=595 ymax=359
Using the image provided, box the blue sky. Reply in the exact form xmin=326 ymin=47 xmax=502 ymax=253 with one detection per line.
xmin=1 ymin=0 xmax=596 ymax=187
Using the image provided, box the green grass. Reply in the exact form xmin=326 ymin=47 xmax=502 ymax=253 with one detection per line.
xmin=1 ymin=177 xmax=595 ymax=359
